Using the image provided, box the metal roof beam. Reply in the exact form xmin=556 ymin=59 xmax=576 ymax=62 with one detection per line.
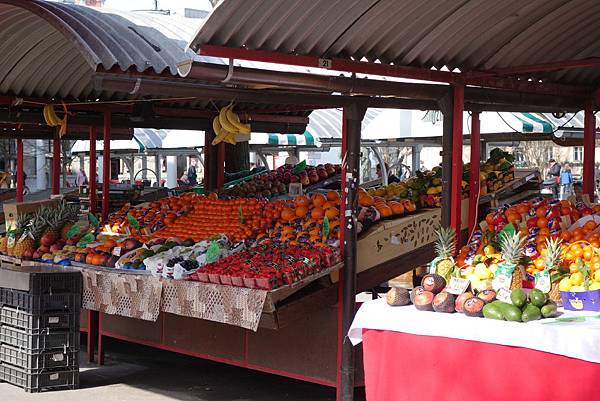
xmin=467 ymin=58 xmax=600 ymax=78
xmin=197 ymin=45 xmax=591 ymax=98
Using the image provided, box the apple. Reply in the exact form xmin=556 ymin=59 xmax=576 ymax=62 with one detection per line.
xmin=317 ymin=168 xmax=328 ymax=179
xmin=50 ymin=243 xmax=64 ymax=253
xmin=290 ymin=175 xmax=300 ymax=183
xmin=301 ymin=176 xmax=310 ymax=186
xmin=309 ymin=174 xmax=319 ymax=184
xmin=32 ymin=249 xmax=43 ymax=260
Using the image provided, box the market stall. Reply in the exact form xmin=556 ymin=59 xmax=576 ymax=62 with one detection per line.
xmin=2 ymin=2 xmax=600 ymax=401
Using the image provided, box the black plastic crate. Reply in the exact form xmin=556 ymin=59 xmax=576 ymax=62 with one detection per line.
xmin=0 ymin=265 xmax=82 ymax=295
xmin=0 ymin=289 xmax=81 ymax=314
xmin=0 ymin=364 xmax=79 ymax=392
xmin=0 ymin=325 xmax=79 ymax=352
xmin=0 ymin=344 xmax=78 ymax=370
xmin=0 ymin=306 xmax=77 ymax=331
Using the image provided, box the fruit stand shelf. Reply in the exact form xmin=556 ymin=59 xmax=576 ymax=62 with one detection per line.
xmin=479 ymin=168 xmax=541 ymax=208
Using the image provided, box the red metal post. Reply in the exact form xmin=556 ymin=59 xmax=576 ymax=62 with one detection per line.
xmin=89 ymin=126 xmax=97 ymax=214
xmin=217 ymin=142 xmax=225 ymax=188
xmin=16 ymin=139 xmax=23 ymax=202
xmin=583 ymin=101 xmax=595 ymax=197
xmin=102 ymin=111 xmax=111 ymax=223
xmin=52 ymin=131 xmax=61 ymax=195
xmin=204 ymin=131 xmax=211 ymax=190
xmin=468 ymin=112 xmax=481 ymax=237
xmin=450 ymin=84 xmax=464 ymax=242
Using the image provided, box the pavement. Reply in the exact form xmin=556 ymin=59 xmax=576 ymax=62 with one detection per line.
xmin=0 ymin=337 xmax=366 ymax=401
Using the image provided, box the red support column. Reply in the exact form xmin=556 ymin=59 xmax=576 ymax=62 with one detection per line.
xmin=102 ymin=111 xmax=111 ymax=223
xmin=52 ymin=131 xmax=61 ymax=195
xmin=204 ymin=132 xmax=211 ymax=191
xmin=217 ymin=142 xmax=225 ymax=188
xmin=583 ymin=102 xmax=595 ymax=197
xmin=468 ymin=112 xmax=481 ymax=237
xmin=89 ymin=126 xmax=97 ymax=214
xmin=16 ymin=139 xmax=23 ymax=202
xmin=450 ymin=84 xmax=464 ymax=243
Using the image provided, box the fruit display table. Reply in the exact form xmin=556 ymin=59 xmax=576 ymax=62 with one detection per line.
xmin=349 ymin=299 xmax=600 ymax=401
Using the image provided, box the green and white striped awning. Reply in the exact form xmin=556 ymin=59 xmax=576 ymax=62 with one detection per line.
xmin=251 ymin=131 xmax=319 ymax=146
xmin=513 ymin=112 xmax=555 ymax=133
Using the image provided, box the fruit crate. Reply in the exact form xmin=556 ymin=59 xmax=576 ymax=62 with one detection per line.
xmin=0 ymin=265 xmax=82 ymax=295
xmin=0 ymin=344 xmax=78 ymax=370
xmin=0 ymin=325 xmax=79 ymax=352
xmin=0 ymin=289 xmax=81 ymax=314
xmin=0 ymin=364 xmax=79 ymax=392
xmin=0 ymin=306 xmax=77 ymax=331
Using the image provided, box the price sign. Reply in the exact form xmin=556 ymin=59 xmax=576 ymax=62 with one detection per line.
xmin=112 ymin=247 xmax=122 ymax=257
xmin=496 ymin=287 xmax=512 ymax=303
xmin=446 ymin=277 xmax=470 ymax=295
xmin=492 ymin=262 xmax=515 ymax=291
xmin=322 ymin=215 xmax=330 ymax=240
xmin=206 ymin=241 xmax=220 ymax=264
xmin=66 ymin=223 xmax=80 ymax=239
xmin=534 ymin=270 xmax=551 ymax=293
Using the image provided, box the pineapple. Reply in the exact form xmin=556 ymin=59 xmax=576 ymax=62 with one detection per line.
xmin=432 ymin=226 xmax=457 ymax=280
xmin=14 ymin=211 xmax=47 ymax=258
xmin=544 ymin=238 xmax=565 ymax=303
xmin=7 ymin=214 xmax=32 ymax=257
xmin=0 ymin=236 xmax=7 ymax=254
xmin=499 ymin=231 xmax=526 ymax=290
xmin=40 ymin=206 xmax=63 ymax=246
xmin=60 ymin=202 xmax=81 ymax=239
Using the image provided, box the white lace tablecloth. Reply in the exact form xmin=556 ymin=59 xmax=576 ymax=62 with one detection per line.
xmin=349 ymin=298 xmax=600 ymax=363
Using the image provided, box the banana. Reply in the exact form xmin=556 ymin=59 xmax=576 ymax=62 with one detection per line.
xmin=218 ymin=105 xmax=238 ymax=133
xmin=226 ymin=108 xmax=251 ymax=134
xmin=223 ymin=131 xmax=236 ymax=145
xmin=46 ymin=105 xmax=62 ymax=126
xmin=211 ymin=117 xmax=229 ymax=145
xmin=42 ymin=105 xmax=52 ymax=126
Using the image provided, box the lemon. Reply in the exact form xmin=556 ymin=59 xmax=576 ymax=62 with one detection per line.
xmin=594 ymin=271 xmax=600 ymax=282
xmin=570 ymin=285 xmax=586 ymax=292
xmin=570 ymin=272 xmax=584 ymax=286
xmin=559 ymin=277 xmax=573 ymax=292
xmin=474 ymin=264 xmax=491 ymax=280
xmin=589 ymin=282 xmax=600 ymax=291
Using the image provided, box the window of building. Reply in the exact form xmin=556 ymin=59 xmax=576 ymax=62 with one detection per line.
xmin=574 ymin=146 xmax=583 ymax=162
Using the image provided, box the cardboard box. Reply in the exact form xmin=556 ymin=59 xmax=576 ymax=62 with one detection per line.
xmin=3 ymin=198 xmax=58 ymax=229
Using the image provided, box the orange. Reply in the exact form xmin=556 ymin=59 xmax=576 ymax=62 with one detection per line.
xmin=536 ymin=207 xmax=548 ymax=219
xmin=538 ymin=227 xmax=550 ymax=237
xmin=584 ymin=220 xmax=597 ymax=231
xmin=485 ymin=214 xmax=494 ymax=226
xmin=295 ymin=205 xmax=309 ymax=218
xmin=311 ymin=207 xmax=325 ymax=219
xmin=569 ymin=262 xmax=579 ymax=274
xmin=537 ymin=217 xmax=548 ymax=229
xmin=377 ymin=205 xmax=393 ymax=218
xmin=311 ymin=193 xmax=327 ymax=207
xmin=325 ymin=207 xmax=339 ymax=220
xmin=533 ymin=258 xmax=545 ymax=269
xmin=516 ymin=204 xmax=530 ymax=215
xmin=326 ymin=191 xmax=340 ymax=203
xmin=572 ymin=246 xmax=584 ymax=259
xmin=388 ymin=201 xmax=405 ymax=215
xmin=281 ymin=208 xmax=295 ymax=221
xmin=295 ymin=195 xmax=311 ymax=207
xmin=358 ymin=192 xmax=374 ymax=207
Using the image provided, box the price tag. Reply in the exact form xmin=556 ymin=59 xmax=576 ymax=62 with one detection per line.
xmin=446 ymin=277 xmax=471 ymax=295
xmin=479 ymin=220 xmax=489 ymax=231
xmin=6 ymin=234 xmax=15 ymax=249
xmin=496 ymin=287 xmax=512 ymax=303
xmin=534 ymin=270 xmax=551 ymax=293
xmin=492 ymin=262 xmax=515 ymax=291
xmin=49 ymin=373 xmax=59 ymax=381
xmin=112 ymin=247 xmax=122 ymax=256
xmin=51 ymin=353 xmax=64 ymax=362
xmin=206 ymin=240 xmax=220 ymax=263
xmin=48 ymin=316 xmax=60 ymax=324
xmin=322 ymin=215 xmax=330 ymax=239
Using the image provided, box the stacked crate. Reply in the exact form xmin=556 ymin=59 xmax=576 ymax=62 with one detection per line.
xmin=0 ymin=266 xmax=82 ymax=392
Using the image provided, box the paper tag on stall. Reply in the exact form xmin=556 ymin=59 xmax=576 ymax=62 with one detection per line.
xmin=479 ymin=221 xmax=489 ymax=231
xmin=492 ymin=262 xmax=515 ymax=291
xmin=112 ymin=247 xmax=122 ymax=256
xmin=496 ymin=287 xmax=512 ymax=303
xmin=446 ymin=277 xmax=471 ymax=295
xmin=560 ymin=216 xmax=571 ymax=231
xmin=534 ymin=270 xmax=551 ymax=293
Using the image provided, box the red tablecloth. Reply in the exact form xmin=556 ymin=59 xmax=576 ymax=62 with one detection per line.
xmin=362 ymin=328 xmax=600 ymax=401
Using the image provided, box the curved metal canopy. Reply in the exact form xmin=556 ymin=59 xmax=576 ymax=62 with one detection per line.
xmin=190 ymin=0 xmax=600 ymax=86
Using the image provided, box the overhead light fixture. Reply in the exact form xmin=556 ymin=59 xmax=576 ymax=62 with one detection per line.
xmin=552 ymin=112 xmax=566 ymax=119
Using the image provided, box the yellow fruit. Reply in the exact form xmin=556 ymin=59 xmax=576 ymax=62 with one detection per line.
xmin=559 ymin=277 xmax=573 ymax=292
xmin=589 ymin=282 xmax=600 ymax=291
xmin=594 ymin=270 xmax=600 ymax=282
xmin=570 ymin=285 xmax=586 ymax=292
xmin=570 ymin=272 xmax=584 ymax=286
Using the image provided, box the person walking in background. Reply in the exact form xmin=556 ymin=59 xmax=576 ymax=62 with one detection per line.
xmin=548 ymin=159 xmax=561 ymax=199
xmin=376 ymin=162 xmax=400 ymax=183
xmin=187 ymin=158 xmax=198 ymax=186
xmin=75 ymin=169 xmax=88 ymax=187
xmin=560 ymin=163 xmax=573 ymax=200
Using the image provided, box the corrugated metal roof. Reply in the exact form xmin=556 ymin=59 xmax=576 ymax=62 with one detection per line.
xmin=190 ymin=0 xmax=600 ymax=85
xmin=0 ymin=0 xmax=207 ymax=99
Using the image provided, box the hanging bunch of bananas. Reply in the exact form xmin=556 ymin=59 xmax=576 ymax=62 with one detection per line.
xmin=212 ymin=103 xmax=251 ymax=145
xmin=43 ymin=104 xmax=68 ymax=137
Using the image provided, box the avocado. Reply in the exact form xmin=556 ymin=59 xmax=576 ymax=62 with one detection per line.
xmin=529 ymin=289 xmax=547 ymax=308
xmin=482 ymin=303 xmax=504 ymax=320
xmin=510 ymin=288 xmax=527 ymax=308
xmin=521 ymin=304 xmax=542 ymax=322
xmin=497 ymin=302 xmax=522 ymax=322
xmin=540 ymin=302 xmax=559 ymax=318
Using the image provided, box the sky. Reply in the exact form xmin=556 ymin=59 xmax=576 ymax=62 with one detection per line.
xmin=103 ymin=0 xmax=212 ymax=12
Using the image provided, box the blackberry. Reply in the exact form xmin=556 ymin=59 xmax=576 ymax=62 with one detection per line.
xmin=166 ymin=256 xmax=184 ymax=267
